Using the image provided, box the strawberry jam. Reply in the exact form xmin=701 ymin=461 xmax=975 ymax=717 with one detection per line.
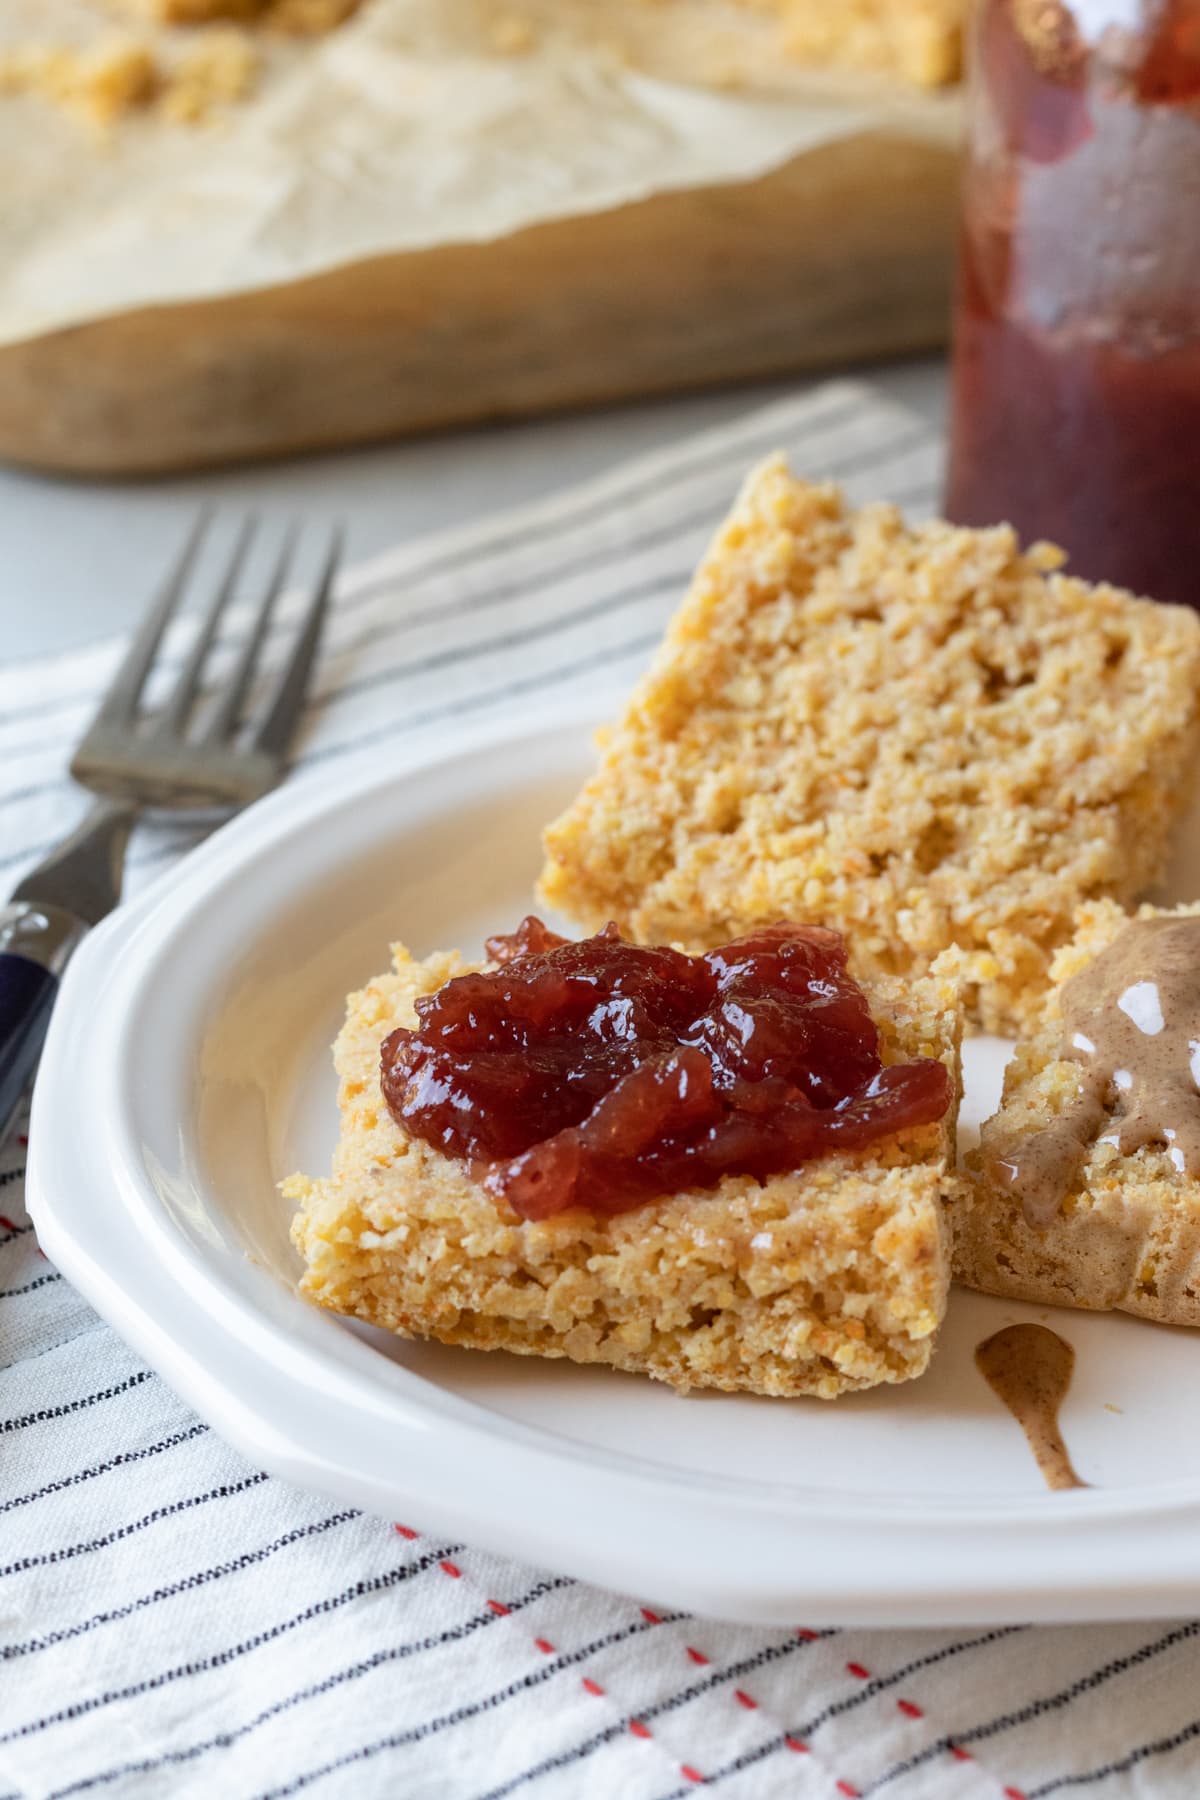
xmin=380 ymin=919 xmax=952 ymax=1221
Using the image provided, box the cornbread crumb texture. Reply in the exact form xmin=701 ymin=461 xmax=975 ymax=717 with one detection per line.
xmin=745 ymin=0 xmax=964 ymax=85
xmin=287 ymin=943 xmax=962 ymax=1399
xmin=0 ymin=27 xmax=259 ymax=127
xmin=958 ymin=900 xmax=1200 ymax=1327
xmin=0 ymin=0 xmax=357 ymax=128
xmin=539 ymin=458 xmax=1200 ymax=1038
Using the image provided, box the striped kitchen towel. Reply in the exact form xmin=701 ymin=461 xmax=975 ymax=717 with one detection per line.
xmin=2 ymin=380 xmax=1199 ymax=1800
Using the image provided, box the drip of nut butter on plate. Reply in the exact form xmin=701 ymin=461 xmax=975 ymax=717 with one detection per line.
xmin=976 ymin=1324 xmax=1087 ymax=1491
xmin=989 ymin=918 xmax=1200 ymax=1227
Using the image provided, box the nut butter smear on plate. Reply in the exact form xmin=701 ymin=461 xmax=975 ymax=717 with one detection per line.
xmin=975 ymin=1325 xmax=1087 ymax=1492
xmin=988 ymin=918 xmax=1200 ymax=1227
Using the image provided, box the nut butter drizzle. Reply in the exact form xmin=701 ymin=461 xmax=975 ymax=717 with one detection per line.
xmin=975 ymin=1324 xmax=1087 ymax=1491
xmin=990 ymin=917 xmax=1200 ymax=1227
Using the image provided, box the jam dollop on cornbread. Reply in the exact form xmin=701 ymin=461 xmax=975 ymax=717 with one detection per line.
xmin=380 ymin=917 xmax=952 ymax=1221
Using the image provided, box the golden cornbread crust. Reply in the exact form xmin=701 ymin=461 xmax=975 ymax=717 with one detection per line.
xmin=538 ymin=458 xmax=1200 ymax=1037
xmin=287 ymin=945 xmax=962 ymax=1399
xmin=957 ymin=901 xmax=1200 ymax=1326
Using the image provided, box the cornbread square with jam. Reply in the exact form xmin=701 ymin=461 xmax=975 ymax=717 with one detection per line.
xmin=538 ymin=458 xmax=1200 ymax=1037
xmin=957 ymin=901 xmax=1200 ymax=1328
xmin=287 ymin=944 xmax=962 ymax=1400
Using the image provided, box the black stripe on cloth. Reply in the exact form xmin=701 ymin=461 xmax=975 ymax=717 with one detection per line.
xmin=1026 ymin=1712 xmax=1200 ymax=1798
xmin=338 ymin=388 xmax=890 ymax=610
xmin=3 ymin=1509 xmax=358 ymax=1661
xmin=49 ymin=1577 xmax=575 ymax=1798
xmin=0 ymin=559 xmax=675 ymax=794
xmin=336 ymin=420 xmax=937 ymax=626
xmin=316 ymin=568 xmax=688 ymax=716
xmin=0 ymin=452 xmax=940 ymax=875
xmin=649 ymin=1627 xmax=1025 ymax=1800
xmin=0 ymin=392 xmax=905 ymax=736
xmin=253 ymin=1610 xmax=689 ymax=1800
xmin=0 ymin=385 xmax=880 ymax=710
xmin=0 ymin=1471 xmax=270 ymax=1577
xmin=1 ymin=1270 xmax=61 ymax=1300
xmin=476 ymin=1628 xmax=840 ymax=1800
xmin=863 ymin=1620 xmax=1200 ymax=1794
xmin=0 ymin=424 xmax=936 ymax=800
xmin=0 ymin=1421 xmax=208 ymax=1515
xmin=0 ymin=561 xmax=672 ymax=799
xmin=0 ymin=1545 xmax=465 ymax=1745
xmin=0 ymin=1369 xmax=151 ymax=1436
xmin=43 ymin=622 xmax=666 ymax=891
xmin=0 ymin=1166 xmax=27 ymax=1189
xmin=316 ymin=441 xmax=934 ymax=717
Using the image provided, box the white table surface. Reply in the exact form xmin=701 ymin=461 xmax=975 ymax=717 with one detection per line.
xmin=0 ymin=358 xmax=944 ymax=663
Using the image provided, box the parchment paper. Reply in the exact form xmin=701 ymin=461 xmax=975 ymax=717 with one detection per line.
xmin=0 ymin=0 xmax=960 ymax=349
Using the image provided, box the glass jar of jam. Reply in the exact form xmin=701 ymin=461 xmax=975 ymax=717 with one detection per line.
xmin=945 ymin=0 xmax=1200 ymax=608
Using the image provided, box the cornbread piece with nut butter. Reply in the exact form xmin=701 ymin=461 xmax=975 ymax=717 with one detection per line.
xmin=538 ymin=457 xmax=1200 ymax=1036
xmin=287 ymin=939 xmax=962 ymax=1399
xmin=958 ymin=901 xmax=1200 ymax=1328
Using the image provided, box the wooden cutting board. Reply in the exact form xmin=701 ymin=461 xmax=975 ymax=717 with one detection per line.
xmin=0 ymin=124 xmax=956 ymax=476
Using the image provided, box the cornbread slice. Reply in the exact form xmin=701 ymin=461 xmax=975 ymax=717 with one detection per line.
xmin=957 ymin=901 xmax=1200 ymax=1327
xmin=539 ymin=458 xmax=1200 ymax=1037
xmin=287 ymin=944 xmax=962 ymax=1399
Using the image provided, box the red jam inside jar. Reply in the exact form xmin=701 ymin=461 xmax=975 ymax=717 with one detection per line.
xmin=945 ymin=0 xmax=1200 ymax=608
xmin=379 ymin=919 xmax=952 ymax=1221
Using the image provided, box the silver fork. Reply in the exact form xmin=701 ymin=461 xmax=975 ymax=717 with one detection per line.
xmin=0 ymin=516 xmax=341 ymax=1140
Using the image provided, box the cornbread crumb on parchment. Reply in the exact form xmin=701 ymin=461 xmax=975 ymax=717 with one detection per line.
xmin=538 ymin=458 xmax=1200 ymax=1038
xmin=0 ymin=0 xmax=355 ymax=129
xmin=287 ymin=944 xmax=962 ymax=1399
xmin=0 ymin=38 xmax=158 ymax=127
xmin=761 ymin=0 xmax=963 ymax=85
xmin=159 ymin=28 xmax=258 ymax=120
xmin=0 ymin=27 xmax=258 ymax=126
xmin=956 ymin=900 xmax=1200 ymax=1328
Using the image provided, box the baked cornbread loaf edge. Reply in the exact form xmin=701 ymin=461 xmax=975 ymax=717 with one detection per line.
xmin=538 ymin=457 xmax=1200 ymax=1037
xmin=286 ymin=943 xmax=963 ymax=1400
xmin=956 ymin=900 xmax=1200 ymax=1327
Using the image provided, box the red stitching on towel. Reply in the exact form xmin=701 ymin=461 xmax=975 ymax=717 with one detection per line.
xmin=1004 ymin=1789 xmax=1028 ymax=1799
xmin=836 ymin=1781 xmax=861 ymax=1797
xmin=950 ymin=1745 xmax=973 ymax=1762
xmin=846 ymin=1663 xmax=871 ymax=1680
xmin=630 ymin=1720 xmax=652 ymax=1739
xmin=686 ymin=1647 xmax=710 ymax=1665
xmin=785 ymin=1737 xmax=809 ymax=1754
xmin=487 ymin=1599 xmax=510 ymax=1616
xmin=582 ymin=1678 xmax=605 ymax=1697
xmin=680 ymin=1765 xmax=705 ymax=1784
xmin=897 ymin=1700 xmax=923 ymax=1719
xmin=393 ymin=1524 xmax=419 ymax=1540
xmin=534 ymin=1638 xmax=555 ymax=1655
xmin=734 ymin=1690 xmax=757 ymax=1711
xmin=795 ymin=1627 xmax=819 ymax=1640
xmin=641 ymin=1608 xmax=663 ymax=1624
xmin=439 ymin=1559 xmax=461 ymax=1579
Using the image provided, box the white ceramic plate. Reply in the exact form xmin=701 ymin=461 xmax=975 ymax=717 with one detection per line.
xmin=27 ymin=701 xmax=1200 ymax=1627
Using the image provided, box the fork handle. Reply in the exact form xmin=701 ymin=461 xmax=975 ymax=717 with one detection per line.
xmin=0 ymin=903 xmax=88 ymax=1145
